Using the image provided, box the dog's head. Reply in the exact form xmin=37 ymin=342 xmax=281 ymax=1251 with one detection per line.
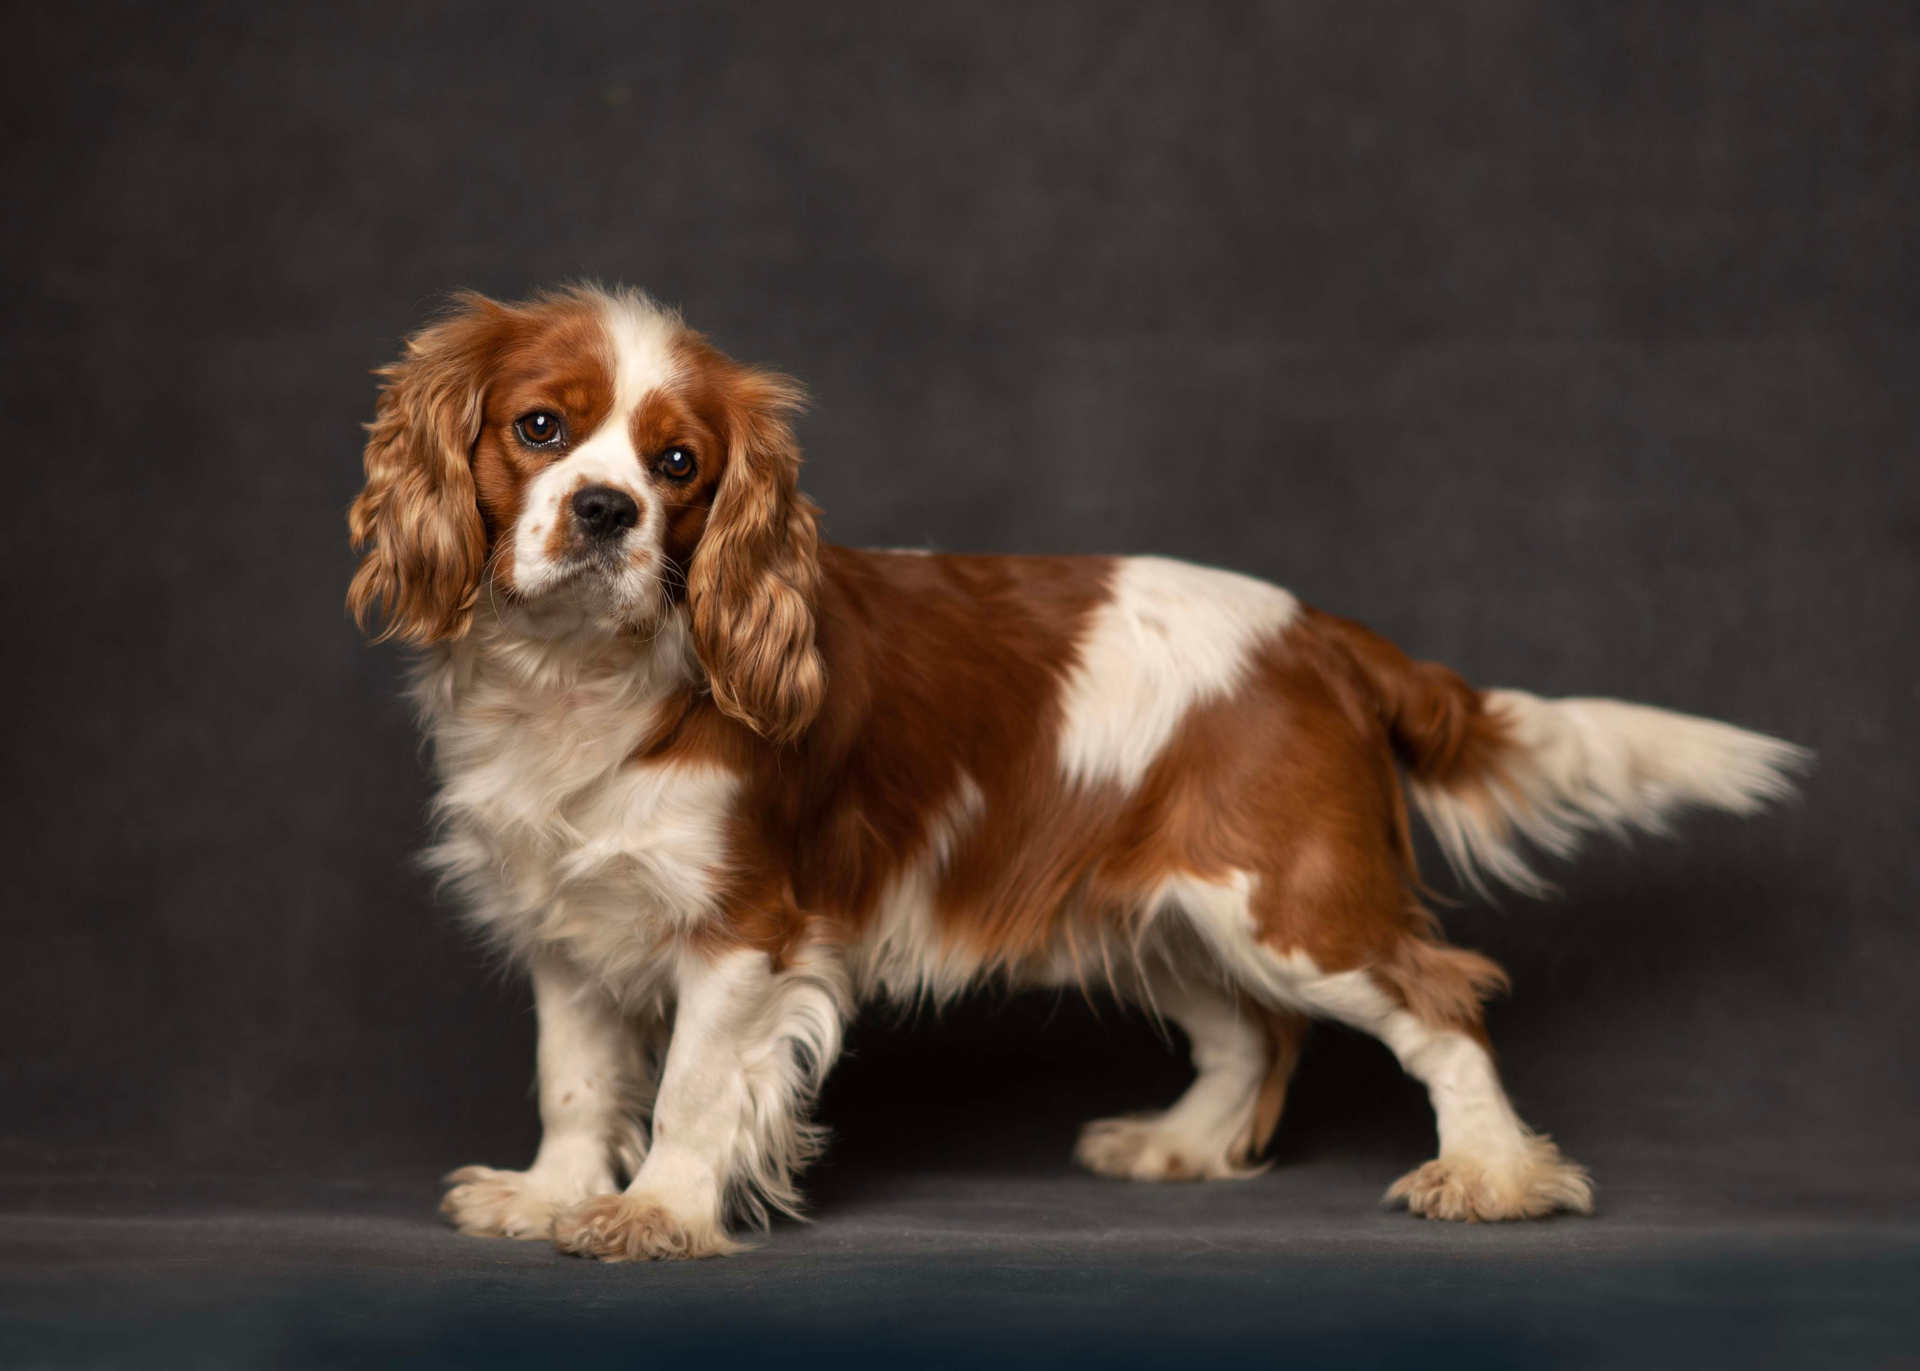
xmin=348 ymin=286 xmax=824 ymax=743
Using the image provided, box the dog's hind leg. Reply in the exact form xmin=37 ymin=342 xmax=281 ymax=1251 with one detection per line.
xmin=1368 ymin=938 xmax=1593 ymax=1221
xmin=1271 ymin=932 xmax=1595 ymax=1222
xmin=1074 ymin=970 xmax=1309 ymax=1182
xmin=1152 ymin=865 xmax=1593 ymax=1220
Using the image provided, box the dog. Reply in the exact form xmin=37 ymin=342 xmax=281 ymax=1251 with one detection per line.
xmin=347 ymin=284 xmax=1806 ymax=1261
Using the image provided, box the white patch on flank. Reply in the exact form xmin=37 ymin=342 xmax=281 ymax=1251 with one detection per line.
xmin=1056 ymin=557 xmax=1299 ymax=789
xmin=849 ymin=774 xmax=987 ymax=1004
xmin=1412 ymin=688 xmax=1812 ymax=897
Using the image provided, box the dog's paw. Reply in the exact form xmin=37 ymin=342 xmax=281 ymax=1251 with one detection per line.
xmin=1073 ymin=1111 xmax=1263 ymax=1182
xmin=550 ymin=1193 xmax=743 ymax=1262
xmin=1386 ymin=1136 xmax=1594 ymax=1222
xmin=440 ymin=1165 xmax=590 ymax=1240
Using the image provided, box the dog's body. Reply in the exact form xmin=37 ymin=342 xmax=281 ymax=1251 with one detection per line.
xmin=350 ymin=286 xmax=1805 ymax=1260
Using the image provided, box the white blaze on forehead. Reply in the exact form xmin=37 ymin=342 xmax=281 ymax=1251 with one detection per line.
xmin=508 ymin=290 xmax=682 ymax=597
xmin=600 ymin=289 xmax=683 ymax=416
xmin=1055 ymin=556 xmax=1300 ymax=789
xmin=562 ymin=291 xmax=682 ymax=473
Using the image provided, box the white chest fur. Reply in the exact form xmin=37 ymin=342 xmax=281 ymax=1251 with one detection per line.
xmin=417 ymin=613 xmax=738 ymax=1001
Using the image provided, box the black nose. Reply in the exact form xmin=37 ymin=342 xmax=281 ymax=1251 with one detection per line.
xmin=571 ymin=485 xmax=639 ymax=539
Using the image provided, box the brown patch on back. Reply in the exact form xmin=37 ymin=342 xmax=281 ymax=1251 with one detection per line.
xmin=633 ymin=547 xmax=1117 ymax=967
xmin=807 ymin=550 xmax=1119 ymax=961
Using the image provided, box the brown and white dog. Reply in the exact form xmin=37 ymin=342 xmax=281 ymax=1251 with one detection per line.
xmin=348 ymin=285 xmax=1806 ymax=1261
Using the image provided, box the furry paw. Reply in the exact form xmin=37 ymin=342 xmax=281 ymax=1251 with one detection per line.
xmin=441 ymin=1165 xmax=598 ymax=1240
xmin=550 ymin=1193 xmax=742 ymax=1262
xmin=1386 ymin=1136 xmax=1594 ymax=1222
xmin=1073 ymin=1112 xmax=1263 ymax=1182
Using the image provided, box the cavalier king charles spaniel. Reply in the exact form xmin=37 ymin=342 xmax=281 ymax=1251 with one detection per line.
xmin=347 ymin=285 xmax=1806 ymax=1261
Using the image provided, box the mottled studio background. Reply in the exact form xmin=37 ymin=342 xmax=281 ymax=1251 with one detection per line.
xmin=2 ymin=0 xmax=1914 ymax=1285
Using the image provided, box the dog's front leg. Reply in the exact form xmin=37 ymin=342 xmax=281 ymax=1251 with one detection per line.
xmin=551 ymin=943 xmax=847 ymax=1261
xmin=441 ymin=952 xmax=656 ymax=1239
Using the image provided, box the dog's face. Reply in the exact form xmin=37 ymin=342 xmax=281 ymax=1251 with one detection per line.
xmin=348 ymin=288 xmax=825 ymax=743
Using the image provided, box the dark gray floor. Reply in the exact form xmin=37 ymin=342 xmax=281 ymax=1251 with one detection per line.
xmin=4 ymin=1150 xmax=1915 ymax=1369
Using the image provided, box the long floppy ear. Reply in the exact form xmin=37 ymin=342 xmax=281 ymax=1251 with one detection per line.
xmin=346 ymin=296 xmax=503 ymax=645
xmin=686 ymin=364 xmax=826 ymax=745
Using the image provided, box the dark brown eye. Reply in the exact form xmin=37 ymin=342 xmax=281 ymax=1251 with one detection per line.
xmin=515 ymin=411 xmax=562 ymax=446
xmin=655 ymin=447 xmax=697 ymax=482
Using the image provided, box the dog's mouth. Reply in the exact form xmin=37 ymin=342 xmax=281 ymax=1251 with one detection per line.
xmin=548 ymin=546 xmax=669 ymax=621
xmin=566 ymin=539 xmax=636 ymax=575
xmin=536 ymin=530 xmax=646 ymax=583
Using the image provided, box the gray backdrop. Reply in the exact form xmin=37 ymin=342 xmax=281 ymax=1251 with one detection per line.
xmin=3 ymin=2 xmax=1914 ymax=1208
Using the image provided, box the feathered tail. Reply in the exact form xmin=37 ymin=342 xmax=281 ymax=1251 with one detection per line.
xmin=1317 ymin=613 xmax=1811 ymax=897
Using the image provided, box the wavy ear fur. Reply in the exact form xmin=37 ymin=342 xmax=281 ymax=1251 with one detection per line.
xmin=346 ymin=295 xmax=502 ymax=645
xmin=687 ymin=364 xmax=826 ymax=745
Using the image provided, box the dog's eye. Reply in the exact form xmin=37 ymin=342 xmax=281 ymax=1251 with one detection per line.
xmin=655 ymin=447 xmax=697 ymax=482
xmin=515 ymin=412 xmax=563 ymax=447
